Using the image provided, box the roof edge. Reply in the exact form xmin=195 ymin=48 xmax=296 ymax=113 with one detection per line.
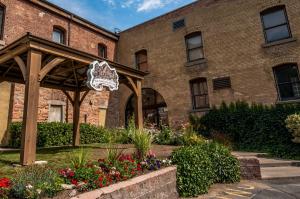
xmin=29 ymin=0 xmax=119 ymax=40
xmin=121 ymin=0 xmax=199 ymax=33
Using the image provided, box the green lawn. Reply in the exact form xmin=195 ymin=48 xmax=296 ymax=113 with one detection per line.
xmin=0 ymin=144 xmax=177 ymax=178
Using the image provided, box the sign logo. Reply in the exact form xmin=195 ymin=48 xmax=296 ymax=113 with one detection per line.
xmin=87 ymin=61 xmax=119 ymax=91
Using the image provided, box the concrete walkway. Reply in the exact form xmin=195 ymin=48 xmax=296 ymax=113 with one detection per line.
xmin=191 ymin=180 xmax=300 ymax=199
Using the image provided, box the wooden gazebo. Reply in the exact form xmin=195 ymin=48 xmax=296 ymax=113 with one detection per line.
xmin=0 ymin=33 xmax=146 ymax=165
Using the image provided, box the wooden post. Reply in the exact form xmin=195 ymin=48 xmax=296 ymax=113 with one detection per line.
xmin=73 ymin=90 xmax=80 ymax=146
xmin=20 ymin=50 xmax=42 ymax=165
xmin=135 ymin=80 xmax=143 ymax=130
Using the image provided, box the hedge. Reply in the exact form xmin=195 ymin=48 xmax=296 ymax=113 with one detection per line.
xmin=193 ymin=101 xmax=300 ymax=159
xmin=8 ymin=122 xmax=110 ymax=148
xmin=171 ymin=142 xmax=240 ymax=197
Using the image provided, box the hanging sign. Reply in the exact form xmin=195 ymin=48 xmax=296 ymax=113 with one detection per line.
xmin=87 ymin=61 xmax=119 ymax=91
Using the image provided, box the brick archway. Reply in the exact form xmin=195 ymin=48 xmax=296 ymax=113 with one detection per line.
xmin=125 ymin=88 xmax=168 ymax=128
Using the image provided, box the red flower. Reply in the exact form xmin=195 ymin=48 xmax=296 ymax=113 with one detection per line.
xmin=71 ymin=179 xmax=78 ymax=186
xmin=0 ymin=178 xmax=11 ymax=188
xmin=69 ymin=171 xmax=75 ymax=177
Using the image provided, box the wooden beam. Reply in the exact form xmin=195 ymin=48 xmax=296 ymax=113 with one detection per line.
xmin=14 ymin=56 xmax=27 ymax=81
xmin=79 ymin=90 xmax=90 ymax=106
xmin=126 ymin=76 xmax=138 ymax=96
xmin=72 ymin=61 xmax=79 ymax=87
xmin=135 ymin=80 xmax=143 ymax=130
xmin=20 ymin=50 xmax=42 ymax=166
xmin=29 ymin=41 xmax=145 ymax=79
xmin=39 ymin=57 xmax=65 ymax=81
xmin=62 ymin=90 xmax=74 ymax=106
xmin=2 ymin=64 xmax=14 ymax=77
xmin=0 ymin=45 xmax=28 ymax=65
xmin=73 ymin=90 xmax=80 ymax=146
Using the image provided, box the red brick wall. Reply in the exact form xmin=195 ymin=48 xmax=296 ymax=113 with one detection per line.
xmin=1 ymin=0 xmax=118 ymax=126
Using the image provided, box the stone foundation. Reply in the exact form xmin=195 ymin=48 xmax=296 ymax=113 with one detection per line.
xmin=71 ymin=166 xmax=178 ymax=199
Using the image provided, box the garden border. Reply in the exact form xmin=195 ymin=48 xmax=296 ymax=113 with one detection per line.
xmin=71 ymin=166 xmax=178 ymax=199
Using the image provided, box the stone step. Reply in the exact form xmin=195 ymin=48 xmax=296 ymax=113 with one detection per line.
xmin=258 ymin=158 xmax=300 ymax=168
xmin=261 ymin=166 xmax=300 ymax=181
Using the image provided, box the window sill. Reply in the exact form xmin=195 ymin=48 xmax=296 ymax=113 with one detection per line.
xmin=276 ymin=98 xmax=300 ymax=105
xmin=185 ymin=59 xmax=207 ymax=67
xmin=262 ymin=37 xmax=297 ymax=48
xmin=190 ymin=107 xmax=210 ymax=113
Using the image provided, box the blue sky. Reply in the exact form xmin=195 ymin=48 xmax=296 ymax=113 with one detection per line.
xmin=47 ymin=0 xmax=196 ymax=32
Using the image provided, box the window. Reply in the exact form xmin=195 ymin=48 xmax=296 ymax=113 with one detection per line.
xmin=0 ymin=4 xmax=5 ymax=40
xmin=98 ymin=44 xmax=107 ymax=58
xmin=273 ymin=64 xmax=300 ymax=101
xmin=261 ymin=6 xmax=292 ymax=43
xmin=48 ymin=105 xmax=63 ymax=122
xmin=135 ymin=50 xmax=148 ymax=71
xmin=52 ymin=27 xmax=65 ymax=44
xmin=173 ymin=19 xmax=185 ymax=31
xmin=185 ymin=32 xmax=204 ymax=62
xmin=190 ymin=78 xmax=209 ymax=109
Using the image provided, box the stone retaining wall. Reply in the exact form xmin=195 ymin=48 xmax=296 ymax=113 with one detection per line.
xmin=71 ymin=166 xmax=178 ymax=199
xmin=238 ymin=158 xmax=262 ymax=180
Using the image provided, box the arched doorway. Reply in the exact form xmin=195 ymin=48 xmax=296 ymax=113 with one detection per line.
xmin=125 ymin=88 xmax=168 ymax=127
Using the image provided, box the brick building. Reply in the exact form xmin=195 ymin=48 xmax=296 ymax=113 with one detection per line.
xmin=118 ymin=0 xmax=300 ymax=127
xmin=1 ymin=0 xmax=300 ymax=144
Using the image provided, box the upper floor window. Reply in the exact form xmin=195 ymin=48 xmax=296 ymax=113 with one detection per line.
xmin=98 ymin=43 xmax=107 ymax=58
xmin=261 ymin=6 xmax=292 ymax=43
xmin=190 ymin=78 xmax=209 ymax=109
xmin=0 ymin=4 xmax=5 ymax=40
xmin=185 ymin=32 xmax=204 ymax=62
xmin=135 ymin=50 xmax=148 ymax=72
xmin=52 ymin=26 xmax=65 ymax=44
xmin=273 ymin=64 xmax=300 ymax=101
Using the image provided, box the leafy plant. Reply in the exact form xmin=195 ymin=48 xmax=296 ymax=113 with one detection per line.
xmin=206 ymin=142 xmax=240 ymax=183
xmin=10 ymin=165 xmax=63 ymax=199
xmin=131 ymin=129 xmax=152 ymax=160
xmin=153 ymin=125 xmax=174 ymax=145
xmin=171 ymin=142 xmax=240 ymax=197
xmin=171 ymin=145 xmax=214 ymax=197
xmin=285 ymin=113 xmax=300 ymax=143
xmin=70 ymin=148 xmax=90 ymax=169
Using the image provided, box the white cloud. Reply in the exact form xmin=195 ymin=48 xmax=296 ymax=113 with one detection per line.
xmin=101 ymin=0 xmax=193 ymax=12
xmin=121 ymin=0 xmax=136 ymax=8
xmin=103 ymin=0 xmax=116 ymax=6
xmin=137 ymin=0 xmax=163 ymax=12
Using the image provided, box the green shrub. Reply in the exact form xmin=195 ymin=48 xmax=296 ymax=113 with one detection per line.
xmin=207 ymin=142 xmax=240 ymax=183
xmin=197 ymin=101 xmax=300 ymax=159
xmin=10 ymin=165 xmax=63 ymax=199
xmin=171 ymin=142 xmax=240 ymax=197
xmin=80 ymin=123 xmax=109 ymax=144
xmin=8 ymin=122 xmax=110 ymax=148
xmin=171 ymin=145 xmax=214 ymax=197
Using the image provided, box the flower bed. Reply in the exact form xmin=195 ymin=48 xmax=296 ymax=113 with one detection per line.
xmin=0 ymin=152 xmax=172 ymax=199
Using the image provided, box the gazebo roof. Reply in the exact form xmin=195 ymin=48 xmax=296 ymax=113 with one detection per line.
xmin=0 ymin=33 xmax=147 ymax=91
